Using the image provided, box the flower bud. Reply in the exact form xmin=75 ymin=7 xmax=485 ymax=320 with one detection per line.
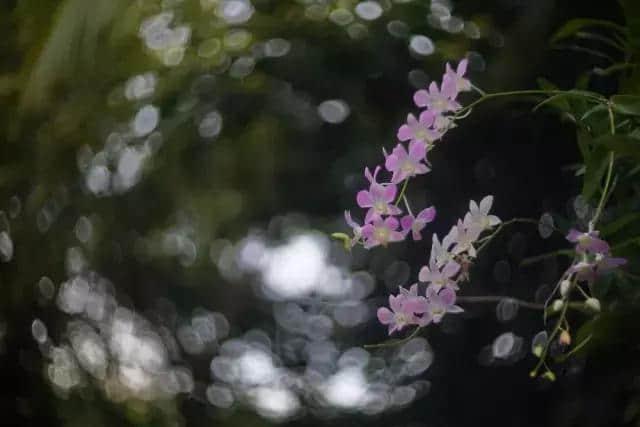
xmin=585 ymin=297 xmax=601 ymax=313
xmin=552 ymin=299 xmax=564 ymax=312
xmin=331 ymin=232 xmax=353 ymax=250
xmin=532 ymin=345 xmax=543 ymax=358
xmin=560 ymin=280 xmax=571 ymax=297
xmin=559 ymin=330 xmax=571 ymax=346
xmin=542 ymin=371 xmax=556 ymax=382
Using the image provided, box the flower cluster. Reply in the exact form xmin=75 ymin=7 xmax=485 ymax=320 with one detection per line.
xmin=344 ymin=59 xmax=472 ymax=249
xmin=566 ymin=229 xmax=626 ymax=284
xmin=377 ymin=196 xmax=501 ymax=334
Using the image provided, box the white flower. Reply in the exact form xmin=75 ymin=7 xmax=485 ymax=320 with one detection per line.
xmin=451 ymin=219 xmax=482 ymax=258
xmin=464 ymin=195 xmax=501 ymax=232
xmin=429 ymin=232 xmax=455 ymax=267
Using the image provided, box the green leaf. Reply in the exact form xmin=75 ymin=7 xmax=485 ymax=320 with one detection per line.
xmin=580 ymin=104 xmax=608 ymax=121
xmin=576 ymin=129 xmax=593 ymax=162
xmin=567 ymin=89 xmax=605 ymax=100
xmin=536 ymin=77 xmax=559 ymax=91
xmin=601 ymin=212 xmax=640 ymax=236
xmin=611 ymin=95 xmax=640 ymax=116
xmin=532 ymin=94 xmax=569 ymax=112
xmin=535 ymin=78 xmax=571 ymax=111
xmin=551 ymin=18 xmax=626 ymax=44
xmin=592 ymin=134 xmax=640 ymax=159
xmin=621 ymin=0 xmax=640 ymax=52
xmin=582 ymin=147 xmax=610 ymax=200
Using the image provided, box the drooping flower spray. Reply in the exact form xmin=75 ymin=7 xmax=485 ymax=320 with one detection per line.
xmin=335 ymin=58 xmax=628 ymax=381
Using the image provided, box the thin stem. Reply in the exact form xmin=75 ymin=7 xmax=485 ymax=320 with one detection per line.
xmin=456 ymin=90 xmax=604 ymax=117
xmin=456 ymin=295 xmax=544 ymax=310
xmin=520 ymin=249 xmax=574 ymax=266
xmin=476 ymin=217 xmax=539 ymax=254
xmin=608 ymin=103 xmax=616 ymax=136
xmin=590 ymin=151 xmax=615 ymax=230
xmin=576 ymin=284 xmax=590 ymax=300
xmin=395 ymin=179 xmax=409 ymax=207
xmin=612 ymin=236 xmax=640 ymax=251
xmin=471 ymin=84 xmax=486 ymax=96
xmin=531 ymin=296 xmax=570 ymax=377
xmin=364 ymin=326 xmax=422 ymax=349
xmin=563 ymin=334 xmax=592 ymax=358
xmin=589 ymin=105 xmax=616 ymax=231
xmin=402 ymin=195 xmax=414 ymax=217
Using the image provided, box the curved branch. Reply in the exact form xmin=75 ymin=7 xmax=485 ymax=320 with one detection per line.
xmin=456 ymin=295 xmax=544 ymax=310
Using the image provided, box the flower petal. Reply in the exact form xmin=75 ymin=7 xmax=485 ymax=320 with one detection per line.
xmin=479 ymin=195 xmax=493 ymax=214
xmin=428 ymin=81 xmax=439 ymax=96
xmin=377 ymin=307 xmax=394 ymax=324
xmin=400 ymin=215 xmax=414 ymax=231
xmin=439 ymin=288 xmax=457 ymax=306
xmin=397 ymin=125 xmax=412 ymax=141
xmin=356 ymin=190 xmax=373 ymax=208
xmin=385 ymin=153 xmax=400 ymax=172
xmin=384 ymin=216 xmax=400 ymax=230
xmin=413 ymin=90 xmax=429 ymax=107
xmin=469 ymin=200 xmax=478 ymax=214
xmin=443 ymin=261 xmax=461 ymax=278
xmin=417 ymin=206 xmax=436 ymax=223
xmin=418 ymin=266 xmax=433 ymax=283
xmin=408 ymin=141 xmax=427 ymax=161
xmin=418 ymin=110 xmax=435 ymax=126
xmin=566 ymin=228 xmax=583 ymax=243
xmin=457 ymin=58 xmax=468 ymax=76
xmin=389 ymin=294 xmax=403 ymax=312
xmin=361 ymin=223 xmax=374 ymax=238
xmin=448 ymin=305 xmax=464 ymax=314
xmin=344 ymin=210 xmax=358 ymax=229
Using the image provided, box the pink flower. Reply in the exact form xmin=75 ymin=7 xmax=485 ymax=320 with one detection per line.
xmin=413 ymin=79 xmax=461 ymax=114
xmin=594 ymin=252 xmax=626 ymax=274
xmin=401 ymin=206 xmax=436 ymax=241
xmin=569 ymin=260 xmax=596 ymax=283
xmin=397 ymin=111 xmax=441 ymax=145
xmin=356 ymin=166 xmax=402 ymax=223
xmin=422 ymin=286 xmax=463 ymax=324
xmin=443 ymin=59 xmax=471 ymax=95
xmin=418 ymin=259 xmax=461 ymax=291
xmin=566 ymin=229 xmax=610 ymax=254
xmin=399 ymin=283 xmax=420 ymax=297
xmin=569 ymin=252 xmax=626 ymax=283
xmin=361 ymin=217 xmax=405 ymax=248
xmin=384 ymin=141 xmax=431 ymax=184
xmin=377 ymin=294 xmax=422 ymax=334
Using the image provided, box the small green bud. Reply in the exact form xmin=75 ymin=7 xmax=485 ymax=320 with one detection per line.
xmin=330 ymin=233 xmax=352 ymax=250
xmin=542 ymin=371 xmax=556 ymax=382
xmin=532 ymin=345 xmax=543 ymax=358
xmin=552 ymin=299 xmax=564 ymax=312
xmin=560 ymin=280 xmax=571 ymax=297
xmin=585 ymin=297 xmax=601 ymax=313
xmin=559 ymin=330 xmax=571 ymax=346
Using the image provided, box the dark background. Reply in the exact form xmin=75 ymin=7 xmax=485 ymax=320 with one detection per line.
xmin=1 ymin=0 xmax=638 ymax=426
